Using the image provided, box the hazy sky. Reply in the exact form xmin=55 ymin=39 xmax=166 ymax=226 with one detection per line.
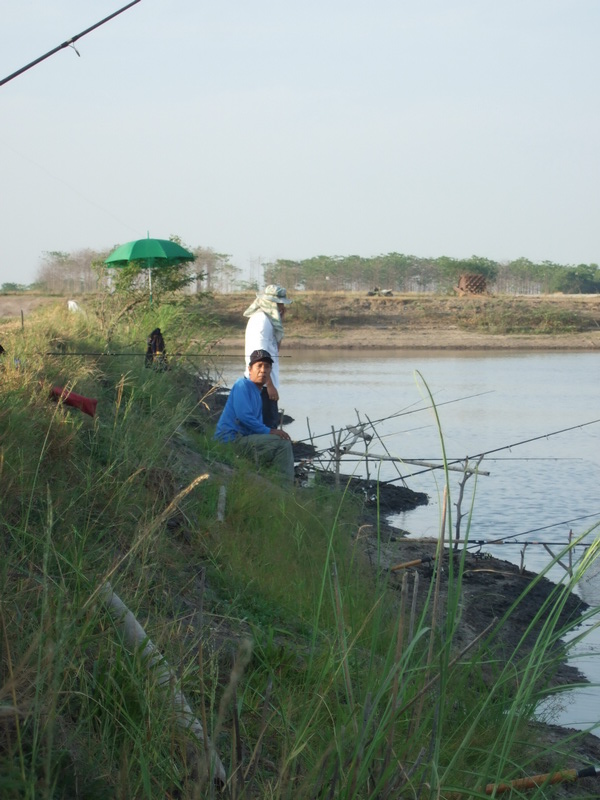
xmin=1 ymin=0 xmax=599 ymax=286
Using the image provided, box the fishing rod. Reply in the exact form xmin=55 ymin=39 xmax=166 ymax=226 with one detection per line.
xmin=390 ymin=535 xmax=598 ymax=572
xmin=462 ymin=511 xmax=600 ymax=549
xmin=384 ymin=417 xmax=600 ymax=483
xmin=481 ymin=764 xmax=600 ymax=795
xmin=0 ymin=1 xmax=142 ymax=87
xmin=295 ymin=390 xmax=495 ymax=445
xmin=388 ymin=512 xmax=600 ymax=570
xmin=44 ymin=352 xmax=244 ymax=358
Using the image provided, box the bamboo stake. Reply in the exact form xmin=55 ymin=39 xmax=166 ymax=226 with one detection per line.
xmin=365 ymin=412 xmax=408 ymax=487
xmin=336 ymin=451 xmax=489 ymax=476
xmin=409 ymin=571 xmax=419 ymax=643
xmin=482 ymin=765 xmax=600 ymax=795
xmin=542 ymin=543 xmax=572 ymax=576
xmin=331 ymin=426 xmax=341 ymax=488
xmin=99 ymin=582 xmax=226 ymax=785
xmin=216 ymin=485 xmax=227 ymax=522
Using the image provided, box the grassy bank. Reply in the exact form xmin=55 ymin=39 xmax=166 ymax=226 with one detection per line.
xmin=1 ymin=300 xmax=600 ymax=798
xmin=204 ymin=290 xmax=600 ymax=338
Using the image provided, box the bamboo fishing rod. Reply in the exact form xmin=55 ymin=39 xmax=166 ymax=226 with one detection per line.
xmin=481 ymin=764 xmax=600 ymax=795
xmin=0 ymin=1 xmax=142 ymax=87
xmin=461 ymin=510 xmax=600 ymax=548
xmin=330 ymin=450 xmax=491 ymax=476
xmin=44 ymin=352 xmax=246 ymax=358
xmin=295 ymin=390 xmax=495 ymax=445
xmin=389 ymin=511 xmax=600 ymax=570
xmin=383 ymin=417 xmax=600 ymax=483
xmin=390 ymin=537 xmax=597 ymax=571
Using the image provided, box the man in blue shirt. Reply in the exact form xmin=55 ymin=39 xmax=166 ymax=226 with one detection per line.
xmin=215 ymin=349 xmax=294 ymax=485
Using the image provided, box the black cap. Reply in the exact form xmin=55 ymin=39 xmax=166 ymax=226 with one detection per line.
xmin=249 ymin=349 xmax=273 ymax=367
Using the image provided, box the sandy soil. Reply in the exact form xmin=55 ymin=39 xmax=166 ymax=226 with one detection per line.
xmin=0 ymin=295 xmax=55 ymax=319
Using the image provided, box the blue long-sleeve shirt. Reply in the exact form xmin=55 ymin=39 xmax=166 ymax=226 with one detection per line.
xmin=214 ymin=377 xmax=270 ymax=442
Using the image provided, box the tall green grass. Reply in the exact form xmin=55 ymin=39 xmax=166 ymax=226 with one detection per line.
xmin=1 ymin=300 xmax=599 ymax=798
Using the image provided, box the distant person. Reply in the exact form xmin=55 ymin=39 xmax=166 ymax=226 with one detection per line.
xmin=215 ymin=349 xmax=294 ymax=485
xmin=145 ymin=327 xmax=167 ymax=370
xmin=243 ymin=285 xmax=292 ymax=428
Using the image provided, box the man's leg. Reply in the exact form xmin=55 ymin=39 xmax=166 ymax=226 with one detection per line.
xmin=236 ymin=434 xmax=294 ymax=485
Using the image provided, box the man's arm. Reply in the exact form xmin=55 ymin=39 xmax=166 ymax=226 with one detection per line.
xmin=231 ymin=380 xmax=270 ymax=435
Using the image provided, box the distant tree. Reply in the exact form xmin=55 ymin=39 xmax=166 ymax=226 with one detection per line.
xmin=98 ymin=236 xmax=198 ymax=301
xmin=263 ymin=259 xmax=305 ymax=289
xmin=551 ymin=263 xmax=600 ymax=294
xmin=159 ymin=239 xmax=239 ymax=293
xmin=90 ymin=236 xmax=201 ymax=345
xmin=1 ymin=282 xmax=26 ymax=293
xmin=190 ymin=247 xmax=240 ymax=292
xmin=435 ymin=255 xmax=499 ymax=291
xmin=36 ymin=249 xmax=104 ymax=293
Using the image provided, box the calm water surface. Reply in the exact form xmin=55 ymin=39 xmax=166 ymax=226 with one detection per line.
xmin=218 ymin=349 xmax=600 ymax=728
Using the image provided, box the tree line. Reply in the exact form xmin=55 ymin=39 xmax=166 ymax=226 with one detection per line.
xmin=3 ymin=248 xmax=599 ymax=296
xmin=3 ymin=242 xmax=242 ymax=295
xmin=263 ymin=253 xmax=600 ymax=294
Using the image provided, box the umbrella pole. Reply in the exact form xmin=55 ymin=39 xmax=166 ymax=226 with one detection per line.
xmin=149 ymin=268 xmax=153 ymax=305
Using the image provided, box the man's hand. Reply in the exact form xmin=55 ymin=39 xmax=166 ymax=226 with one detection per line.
xmin=265 ymin=381 xmax=279 ymax=401
xmin=269 ymin=429 xmax=291 ymax=441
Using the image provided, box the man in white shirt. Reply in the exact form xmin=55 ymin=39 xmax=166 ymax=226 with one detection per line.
xmin=243 ymin=285 xmax=292 ymax=428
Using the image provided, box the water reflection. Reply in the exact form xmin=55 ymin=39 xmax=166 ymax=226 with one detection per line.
xmin=217 ymin=348 xmax=600 ymax=728
xmin=220 ymin=349 xmax=600 ymax=578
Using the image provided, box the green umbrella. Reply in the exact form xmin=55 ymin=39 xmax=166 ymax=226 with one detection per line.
xmin=105 ymin=237 xmax=195 ymax=303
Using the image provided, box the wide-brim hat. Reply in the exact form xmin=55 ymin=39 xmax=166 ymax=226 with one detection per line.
xmin=261 ymin=284 xmax=292 ymax=305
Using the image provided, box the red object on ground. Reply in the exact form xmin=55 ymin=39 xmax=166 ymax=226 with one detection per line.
xmin=51 ymin=386 xmax=98 ymax=417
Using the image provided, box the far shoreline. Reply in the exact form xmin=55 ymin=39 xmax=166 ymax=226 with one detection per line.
xmin=215 ymin=328 xmax=600 ymax=352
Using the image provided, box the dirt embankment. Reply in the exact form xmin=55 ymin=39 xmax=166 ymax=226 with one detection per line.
xmin=0 ymin=294 xmax=56 ymax=322
xmin=210 ymin=291 xmax=600 ymax=351
xmin=2 ymin=291 xmax=600 ymax=350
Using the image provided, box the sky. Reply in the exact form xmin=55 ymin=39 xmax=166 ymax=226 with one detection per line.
xmin=1 ymin=0 xmax=599 ymax=286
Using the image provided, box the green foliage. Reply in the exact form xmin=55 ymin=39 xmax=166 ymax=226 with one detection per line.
xmin=550 ymin=263 xmax=600 ymax=294
xmin=1 ymin=303 xmax=599 ymax=797
xmin=1 ymin=282 xmax=28 ymax=293
xmin=264 ymin=252 xmax=600 ymax=295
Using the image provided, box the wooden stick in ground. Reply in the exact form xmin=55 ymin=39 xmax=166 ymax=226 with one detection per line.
xmin=217 ymin=485 xmax=227 ymax=522
xmin=99 ymin=581 xmax=226 ymax=785
xmin=337 ymin=451 xmax=489 ymax=476
xmin=331 ymin=426 xmax=341 ymax=488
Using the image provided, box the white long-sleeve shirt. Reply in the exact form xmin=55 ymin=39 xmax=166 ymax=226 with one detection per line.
xmin=244 ymin=311 xmax=280 ymax=388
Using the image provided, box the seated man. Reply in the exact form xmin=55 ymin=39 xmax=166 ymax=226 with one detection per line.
xmin=214 ymin=349 xmax=294 ymax=485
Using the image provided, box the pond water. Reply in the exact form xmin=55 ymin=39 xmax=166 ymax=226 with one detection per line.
xmin=217 ymin=349 xmax=600 ymax=729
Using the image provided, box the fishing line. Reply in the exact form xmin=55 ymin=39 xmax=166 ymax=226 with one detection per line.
xmin=1 ymin=139 xmax=140 ymax=236
xmin=41 ymin=352 xmax=294 ymax=359
xmin=384 ymin=417 xmax=600 ymax=483
xmin=295 ymin=390 xmax=495 ymax=445
xmin=463 ymin=511 xmax=600 ymax=550
xmin=383 ymin=456 xmax=586 ymax=463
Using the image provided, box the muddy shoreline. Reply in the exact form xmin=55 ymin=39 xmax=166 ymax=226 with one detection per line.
xmin=216 ymin=327 xmax=600 ymax=352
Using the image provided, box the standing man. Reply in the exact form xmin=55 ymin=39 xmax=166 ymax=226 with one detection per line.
xmin=215 ymin=349 xmax=294 ymax=485
xmin=244 ymin=285 xmax=292 ymax=428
